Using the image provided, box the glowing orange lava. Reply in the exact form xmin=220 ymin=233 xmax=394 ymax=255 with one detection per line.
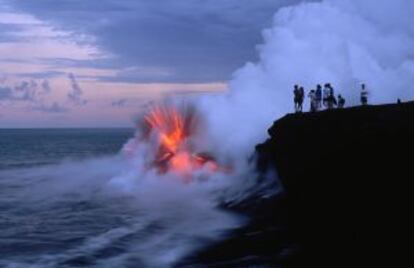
xmin=144 ymin=105 xmax=187 ymax=154
xmin=141 ymin=104 xmax=225 ymax=178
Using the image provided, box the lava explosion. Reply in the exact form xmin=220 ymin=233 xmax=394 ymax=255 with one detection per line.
xmin=124 ymin=104 xmax=227 ymax=181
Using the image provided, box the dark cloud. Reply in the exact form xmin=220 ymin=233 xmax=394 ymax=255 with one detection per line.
xmin=67 ymin=73 xmax=88 ymax=105
xmin=6 ymin=0 xmax=306 ymax=83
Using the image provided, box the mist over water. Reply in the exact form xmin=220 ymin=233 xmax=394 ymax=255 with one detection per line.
xmin=0 ymin=129 xmax=255 ymax=267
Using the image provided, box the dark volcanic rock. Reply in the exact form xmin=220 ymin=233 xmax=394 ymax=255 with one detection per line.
xmin=257 ymin=101 xmax=414 ymax=267
xmin=181 ymin=101 xmax=414 ymax=267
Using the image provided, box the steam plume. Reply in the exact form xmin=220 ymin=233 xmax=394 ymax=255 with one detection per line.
xmin=199 ymin=0 xmax=414 ymax=158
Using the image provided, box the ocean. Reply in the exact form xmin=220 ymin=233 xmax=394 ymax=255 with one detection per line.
xmin=0 ymin=129 xmax=133 ymax=170
xmin=0 ymin=129 xmax=250 ymax=268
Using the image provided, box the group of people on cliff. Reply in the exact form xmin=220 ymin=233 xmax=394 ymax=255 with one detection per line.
xmin=293 ymin=83 xmax=368 ymax=113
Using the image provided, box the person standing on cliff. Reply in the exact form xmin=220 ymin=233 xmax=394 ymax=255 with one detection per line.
xmin=338 ymin=94 xmax=345 ymax=108
xmin=325 ymin=83 xmax=336 ymax=109
xmin=315 ymin=84 xmax=322 ymax=110
xmin=361 ymin=83 xmax=368 ymax=105
xmin=293 ymin=85 xmax=300 ymax=112
xmin=298 ymin=86 xmax=305 ymax=112
xmin=323 ymin=83 xmax=330 ymax=108
xmin=308 ymin=89 xmax=317 ymax=112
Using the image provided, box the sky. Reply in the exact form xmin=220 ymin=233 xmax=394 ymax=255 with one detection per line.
xmin=0 ymin=0 xmax=302 ymax=128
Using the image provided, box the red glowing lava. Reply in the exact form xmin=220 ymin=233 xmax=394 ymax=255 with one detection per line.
xmin=139 ymin=104 xmax=226 ymax=178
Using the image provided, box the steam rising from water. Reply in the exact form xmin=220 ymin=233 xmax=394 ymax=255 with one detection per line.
xmin=1 ymin=157 xmax=247 ymax=268
xmin=199 ymin=0 xmax=414 ymax=157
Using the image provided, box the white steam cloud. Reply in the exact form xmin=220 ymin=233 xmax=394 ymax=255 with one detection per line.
xmin=108 ymin=2 xmax=414 ymax=256
xmin=114 ymin=0 xmax=414 ymax=204
xmin=199 ymin=0 xmax=414 ymax=157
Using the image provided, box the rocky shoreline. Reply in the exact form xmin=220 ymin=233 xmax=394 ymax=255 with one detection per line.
xmin=180 ymin=101 xmax=414 ymax=267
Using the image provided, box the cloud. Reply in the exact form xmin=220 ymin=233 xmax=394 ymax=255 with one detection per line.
xmin=0 ymin=22 xmax=32 ymax=43
xmin=14 ymin=80 xmax=38 ymax=101
xmin=5 ymin=0 xmax=307 ymax=83
xmin=67 ymin=73 xmax=88 ymax=105
xmin=15 ymin=70 xmax=66 ymax=79
xmin=111 ymin=98 xmax=128 ymax=108
xmin=0 ymin=78 xmax=70 ymax=113
xmin=0 ymin=85 xmax=12 ymax=99
xmin=32 ymin=101 xmax=67 ymax=113
xmin=36 ymin=57 xmax=118 ymax=70
xmin=41 ymin=79 xmax=51 ymax=93
xmin=0 ymin=80 xmax=43 ymax=102
xmin=0 ymin=73 xmax=92 ymax=115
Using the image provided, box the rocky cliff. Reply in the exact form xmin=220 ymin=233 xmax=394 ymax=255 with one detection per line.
xmin=256 ymin=101 xmax=414 ymax=267
xmin=181 ymin=101 xmax=414 ymax=267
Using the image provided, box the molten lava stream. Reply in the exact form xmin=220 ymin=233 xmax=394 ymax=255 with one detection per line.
xmin=141 ymin=104 xmax=227 ymax=181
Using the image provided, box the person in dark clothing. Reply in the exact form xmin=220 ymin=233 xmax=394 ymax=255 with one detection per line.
xmin=338 ymin=94 xmax=345 ymax=108
xmin=298 ymin=87 xmax=305 ymax=112
xmin=323 ymin=83 xmax=330 ymax=108
xmin=308 ymin=89 xmax=317 ymax=112
xmin=329 ymin=84 xmax=334 ymax=99
xmin=293 ymin=85 xmax=300 ymax=112
xmin=315 ymin=84 xmax=322 ymax=110
xmin=360 ymin=83 xmax=368 ymax=105
xmin=326 ymin=83 xmax=336 ymax=109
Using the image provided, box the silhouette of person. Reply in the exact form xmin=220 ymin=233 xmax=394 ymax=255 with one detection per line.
xmin=326 ymin=83 xmax=336 ymax=109
xmin=293 ymin=85 xmax=300 ymax=112
xmin=361 ymin=84 xmax=368 ymax=105
xmin=298 ymin=87 xmax=305 ymax=112
xmin=323 ymin=83 xmax=330 ymax=108
xmin=329 ymin=84 xmax=334 ymax=98
xmin=315 ymin=84 xmax=322 ymax=110
xmin=338 ymin=94 xmax=345 ymax=108
xmin=308 ymin=89 xmax=317 ymax=112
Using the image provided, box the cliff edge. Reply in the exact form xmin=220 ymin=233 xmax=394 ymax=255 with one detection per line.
xmin=256 ymin=101 xmax=414 ymax=267
xmin=181 ymin=101 xmax=414 ymax=267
